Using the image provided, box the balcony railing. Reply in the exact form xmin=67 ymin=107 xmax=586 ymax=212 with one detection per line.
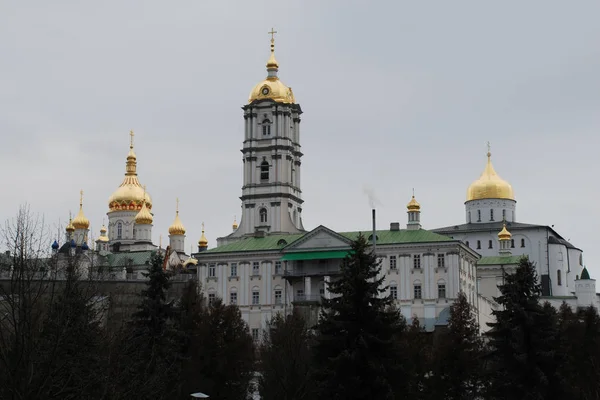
xmin=284 ymin=267 xmax=341 ymax=278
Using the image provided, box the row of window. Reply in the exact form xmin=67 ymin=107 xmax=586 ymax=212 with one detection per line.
xmin=389 ymin=282 xmax=446 ymax=300
xmin=207 ymin=288 xmax=284 ymax=306
xmin=465 ymin=238 xmax=526 ymax=250
xmin=470 ymin=209 xmax=510 ymax=223
xmin=389 ymin=254 xmax=446 ymax=270
xmin=207 ymin=261 xmax=284 ymax=278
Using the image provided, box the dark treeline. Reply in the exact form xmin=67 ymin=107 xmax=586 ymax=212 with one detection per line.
xmin=1 ymin=208 xmax=599 ymax=399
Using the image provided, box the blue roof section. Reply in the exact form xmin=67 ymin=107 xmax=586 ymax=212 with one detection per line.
xmin=435 ymin=307 xmax=451 ymax=326
xmin=51 ymin=240 xmax=59 ymax=250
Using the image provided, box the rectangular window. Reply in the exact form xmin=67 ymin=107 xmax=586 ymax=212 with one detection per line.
xmin=488 ymin=240 xmax=493 ymax=249
xmin=297 ymin=289 xmax=304 ymax=297
xmin=414 ymin=285 xmax=422 ymax=299
xmin=477 ymin=210 xmax=481 ymax=222
xmin=389 ymin=255 xmax=397 ymax=270
xmin=511 ymin=239 xmax=515 ymax=249
xmin=437 ymin=254 xmax=445 ymax=268
xmin=274 ymin=290 xmax=282 ymax=304
xmin=274 ymin=261 xmax=282 ymax=275
xmin=490 ymin=209 xmax=494 ymax=221
xmin=252 ymin=328 xmax=260 ymax=342
xmin=413 ymin=255 xmax=421 ymax=269
xmin=230 ymin=292 xmax=237 ymax=305
xmin=477 ymin=240 xmax=481 ymax=250
xmin=252 ymin=290 xmax=260 ymax=305
xmin=230 ymin=262 xmax=237 ymax=277
xmin=438 ymin=284 xmax=446 ymax=299
xmin=208 ymin=264 xmax=216 ymax=277
xmin=390 ymin=286 xmax=398 ymax=300
xmin=252 ymin=262 xmax=260 ymax=275
xmin=502 ymin=209 xmax=506 ymax=220
xmin=208 ymin=293 xmax=216 ymax=305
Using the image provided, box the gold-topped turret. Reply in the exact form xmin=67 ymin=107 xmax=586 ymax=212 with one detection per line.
xmin=108 ymin=130 xmax=153 ymax=212
xmin=232 ymin=216 xmax=238 ymax=231
xmin=168 ymin=198 xmax=186 ymax=236
xmin=248 ymin=28 xmax=295 ymax=104
xmin=98 ymin=223 xmax=109 ymax=242
xmin=135 ymin=186 xmax=153 ymax=225
xmin=72 ymin=190 xmax=90 ymax=230
xmin=198 ymin=222 xmax=208 ymax=249
xmin=65 ymin=212 xmax=75 ymax=233
xmin=407 ymin=193 xmax=421 ymax=212
xmin=498 ymin=221 xmax=512 ymax=241
xmin=466 ymin=143 xmax=514 ymax=202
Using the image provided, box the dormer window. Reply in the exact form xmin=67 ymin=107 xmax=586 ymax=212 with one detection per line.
xmin=262 ymin=119 xmax=271 ymax=136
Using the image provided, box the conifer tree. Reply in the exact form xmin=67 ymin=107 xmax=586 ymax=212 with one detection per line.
xmin=429 ymin=292 xmax=483 ymax=400
xmin=485 ymin=257 xmax=565 ymax=400
xmin=258 ymin=310 xmax=316 ymax=400
xmin=312 ymin=233 xmax=406 ymax=400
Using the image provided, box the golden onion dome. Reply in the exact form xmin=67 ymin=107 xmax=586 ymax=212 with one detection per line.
xmin=232 ymin=216 xmax=238 ymax=231
xmin=498 ymin=223 xmax=512 ymax=241
xmin=97 ymin=225 xmax=109 ymax=242
xmin=168 ymin=200 xmax=186 ymax=236
xmin=108 ymin=130 xmax=152 ymax=212
xmin=248 ymin=30 xmax=295 ymax=104
xmin=406 ymin=195 xmax=421 ymax=212
xmin=72 ymin=190 xmax=90 ymax=230
xmin=466 ymin=151 xmax=514 ymax=202
xmin=198 ymin=224 xmax=208 ymax=248
xmin=135 ymin=200 xmax=153 ymax=225
xmin=65 ymin=216 xmax=75 ymax=233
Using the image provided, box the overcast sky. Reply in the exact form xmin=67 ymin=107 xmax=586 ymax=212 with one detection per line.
xmin=1 ymin=1 xmax=598 ymax=276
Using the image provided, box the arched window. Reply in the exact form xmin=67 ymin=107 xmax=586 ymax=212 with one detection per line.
xmin=133 ymin=228 xmax=136 ymax=240
xmin=557 ymin=269 xmax=562 ymax=286
xmin=468 ymin=211 xmax=471 ymax=223
xmin=477 ymin=210 xmax=481 ymax=222
xmin=260 ymin=161 xmax=269 ymax=181
xmin=490 ymin=209 xmax=494 ymax=221
xmin=511 ymin=239 xmax=515 ymax=248
xmin=476 ymin=240 xmax=481 ymax=249
xmin=117 ymin=222 xmax=122 ymax=239
xmin=259 ymin=208 xmax=268 ymax=224
xmin=262 ymin=119 xmax=271 ymax=136
xmin=488 ymin=239 xmax=493 ymax=249
xmin=465 ymin=240 xmax=470 ymax=248
xmin=502 ymin=209 xmax=506 ymax=220
xmin=521 ymin=238 xmax=525 ymax=248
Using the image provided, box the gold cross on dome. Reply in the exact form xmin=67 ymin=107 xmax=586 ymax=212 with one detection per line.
xmin=486 ymin=141 xmax=491 ymax=154
xmin=80 ymin=190 xmax=84 ymax=206
xmin=176 ymin=197 xmax=179 ymax=213
xmin=268 ymin=28 xmax=277 ymax=41
xmin=130 ymin=130 xmax=135 ymax=148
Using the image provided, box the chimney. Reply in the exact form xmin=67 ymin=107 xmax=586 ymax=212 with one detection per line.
xmin=372 ymin=209 xmax=377 ymax=254
xmin=390 ymin=222 xmax=400 ymax=231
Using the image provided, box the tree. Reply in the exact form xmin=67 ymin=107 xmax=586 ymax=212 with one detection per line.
xmin=106 ymin=252 xmax=183 ymax=400
xmin=258 ymin=310 xmax=315 ymax=400
xmin=485 ymin=257 xmax=565 ymax=400
xmin=189 ymin=297 xmax=256 ymax=400
xmin=428 ymin=292 xmax=483 ymax=399
xmin=312 ymin=233 xmax=407 ymax=400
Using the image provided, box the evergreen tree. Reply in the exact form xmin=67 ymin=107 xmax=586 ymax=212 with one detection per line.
xmin=399 ymin=317 xmax=432 ymax=400
xmin=312 ymin=233 xmax=407 ymax=400
xmin=108 ymin=252 xmax=182 ymax=400
xmin=429 ymin=292 xmax=483 ymax=400
xmin=258 ymin=310 xmax=316 ymax=400
xmin=191 ymin=298 xmax=256 ymax=400
xmin=485 ymin=257 xmax=564 ymax=400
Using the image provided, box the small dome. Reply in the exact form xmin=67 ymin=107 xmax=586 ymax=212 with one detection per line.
xmin=198 ymin=224 xmax=208 ymax=248
xmin=581 ymin=267 xmax=591 ymax=280
xmin=466 ymin=152 xmax=514 ymax=202
xmin=81 ymin=242 xmax=89 ymax=251
xmin=497 ymin=223 xmax=512 ymax=241
xmin=232 ymin=216 xmax=238 ymax=231
xmin=51 ymin=240 xmax=59 ymax=250
xmin=135 ymin=201 xmax=153 ymax=225
xmin=70 ymin=239 xmax=76 ymax=248
xmin=72 ymin=191 xmax=90 ymax=230
xmin=407 ymin=195 xmax=421 ymax=212
xmin=168 ymin=211 xmax=186 ymax=236
xmin=66 ymin=217 xmax=75 ymax=233
xmin=97 ymin=225 xmax=109 ymax=243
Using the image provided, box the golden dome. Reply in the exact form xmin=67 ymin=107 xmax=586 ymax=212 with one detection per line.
xmin=65 ymin=216 xmax=75 ymax=233
xmin=97 ymin=225 xmax=109 ymax=242
xmin=248 ymin=30 xmax=295 ymax=104
xmin=108 ymin=130 xmax=152 ymax=212
xmin=498 ymin=223 xmax=512 ymax=241
xmin=198 ymin=224 xmax=208 ymax=248
xmin=168 ymin=199 xmax=186 ymax=236
xmin=232 ymin=216 xmax=238 ymax=231
xmin=466 ymin=151 xmax=514 ymax=202
xmin=72 ymin=190 xmax=90 ymax=230
xmin=135 ymin=200 xmax=153 ymax=225
xmin=407 ymin=195 xmax=421 ymax=212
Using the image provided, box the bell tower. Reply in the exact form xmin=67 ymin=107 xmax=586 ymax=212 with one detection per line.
xmin=219 ymin=30 xmax=305 ymax=246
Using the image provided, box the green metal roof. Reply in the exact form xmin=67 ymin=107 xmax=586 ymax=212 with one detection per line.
xmin=477 ymin=255 xmax=522 ymax=266
xmin=281 ymin=250 xmax=350 ymax=261
xmin=201 ymin=228 xmax=452 ymax=255
xmin=580 ymin=267 xmax=591 ymax=280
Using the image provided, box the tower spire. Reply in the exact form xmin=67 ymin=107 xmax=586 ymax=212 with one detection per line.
xmin=266 ymin=27 xmax=279 ymax=73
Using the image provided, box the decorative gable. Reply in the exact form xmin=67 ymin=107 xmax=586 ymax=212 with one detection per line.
xmin=284 ymin=225 xmax=352 ymax=251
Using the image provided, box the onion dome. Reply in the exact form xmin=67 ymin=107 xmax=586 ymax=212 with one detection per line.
xmin=135 ymin=199 xmax=154 ymax=225
xmin=108 ymin=130 xmax=152 ymax=212
xmin=51 ymin=240 xmax=59 ymax=250
xmin=248 ymin=28 xmax=295 ymax=104
xmin=168 ymin=199 xmax=186 ymax=235
xmin=466 ymin=149 xmax=514 ymax=202
xmin=66 ymin=216 xmax=75 ymax=233
xmin=70 ymin=239 xmax=76 ymax=248
xmin=232 ymin=216 xmax=238 ymax=231
xmin=72 ymin=190 xmax=90 ymax=230
xmin=407 ymin=195 xmax=421 ymax=212
xmin=581 ymin=267 xmax=591 ymax=280
xmin=497 ymin=222 xmax=512 ymax=241
xmin=97 ymin=225 xmax=109 ymax=242
xmin=81 ymin=242 xmax=89 ymax=251
xmin=198 ymin=223 xmax=208 ymax=248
